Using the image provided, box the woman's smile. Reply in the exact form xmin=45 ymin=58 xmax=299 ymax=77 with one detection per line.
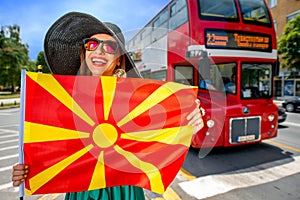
xmin=91 ymin=56 xmax=108 ymax=66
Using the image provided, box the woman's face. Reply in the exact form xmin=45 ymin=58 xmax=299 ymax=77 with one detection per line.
xmin=85 ymin=33 xmax=120 ymax=76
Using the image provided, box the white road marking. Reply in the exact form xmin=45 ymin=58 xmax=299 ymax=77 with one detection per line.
xmin=0 ymin=139 xmax=19 ymax=145
xmin=0 ymin=124 xmax=19 ymax=129
xmin=0 ymin=166 xmax=12 ymax=172
xmin=0 ymin=154 xmax=18 ymax=161
xmin=179 ymin=156 xmax=300 ymax=199
xmin=0 ymin=129 xmax=19 ymax=134
xmin=281 ymin=121 xmax=300 ymax=128
xmin=0 ymin=145 xmax=18 ymax=152
xmin=0 ymin=134 xmax=18 ymax=139
xmin=0 ymin=182 xmax=13 ymax=191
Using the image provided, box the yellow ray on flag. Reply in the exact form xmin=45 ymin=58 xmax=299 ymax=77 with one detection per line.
xmin=121 ymin=126 xmax=193 ymax=147
xmin=27 ymin=72 xmax=95 ymax=127
xmin=89 ymin=151 xmax=106 ymax=190
xmin=114 ymin=145 xmax=164 ymax=194
xmin=117 ymin=82 xmax=195 ymax=127
xmin=101 ymin=76 xmax=117 ymax=120
xmin=28 ymin=144 xmax=94 ymax=194
xmin=24 ymin=122 xmax=90 ymax=143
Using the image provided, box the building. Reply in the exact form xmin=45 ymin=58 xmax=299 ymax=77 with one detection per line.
xmin=265 ymin=0 xmax=300 ymax=38
xmin=265 ymin=0 xmax=300 ymax=98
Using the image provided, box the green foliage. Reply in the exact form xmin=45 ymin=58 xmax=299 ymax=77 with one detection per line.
xmin=0 ymin=25 xmax=29 ymax=91
xmin=278 ymin=13 xmax=300 ymax=70
xmin=36 ymin=51 xmax=51 ymax=73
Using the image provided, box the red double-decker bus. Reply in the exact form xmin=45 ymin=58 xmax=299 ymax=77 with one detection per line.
xmin=127 ymin=0 xmax=279 ymax=148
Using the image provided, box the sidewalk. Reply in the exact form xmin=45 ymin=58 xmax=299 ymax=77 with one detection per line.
xmin=0 ymin=98 xmax=20 ymax=108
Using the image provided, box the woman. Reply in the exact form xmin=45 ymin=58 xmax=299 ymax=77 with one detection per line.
xmin=12 ymin=12 xmax=204 ymax=200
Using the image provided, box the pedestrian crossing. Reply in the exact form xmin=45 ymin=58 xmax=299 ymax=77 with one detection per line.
xmin=0 ymin=125 xmax=20 ymax=198
xmin=0 ymin=124 xmax=65 ymax=200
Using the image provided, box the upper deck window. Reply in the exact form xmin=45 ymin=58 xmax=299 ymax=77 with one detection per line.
xmin=198 ymin=0 xmax=238 ymax=22
xmin=239 ymin=0 xmax=271 ymax=26
xmin=268 ymin=0 xmax=277 ymax=8
xmin=169 ymin=0 xmax=188 ymax=30
xmin=152 ymin=7 xmax=168 ymax=41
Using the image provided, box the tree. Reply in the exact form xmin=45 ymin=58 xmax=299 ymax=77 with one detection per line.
xmin=278 ymin=13 xmax=300 ymax=71
xmin=36 ymin=51 xmax=51 ymax=73
xmin=0 ymin=25 xmax=29 ymax=92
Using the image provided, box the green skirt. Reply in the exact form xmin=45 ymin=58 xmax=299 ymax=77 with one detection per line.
xmin=64 ymin=186 xmax=145 ymax=200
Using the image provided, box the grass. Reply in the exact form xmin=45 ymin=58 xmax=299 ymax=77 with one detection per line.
xmin=0 ymin=92 xmax=20 ymax=109
xmin=0 ymin=103 xmax=20 ymax=107
xmin=0 ymin=92 xmax=20 ymax=99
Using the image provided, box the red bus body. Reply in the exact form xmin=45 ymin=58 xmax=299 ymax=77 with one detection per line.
xmin=127 ymin=0 xmax=278 ymax=148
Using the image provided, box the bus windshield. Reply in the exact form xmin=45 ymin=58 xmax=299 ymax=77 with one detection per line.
xmin=241 ymin=63 xmax=272 ymax=99
xmin=198 ymin=62 xmax=272 ymax=99
xmin=198 ymin=0 xmax=238 ymax=21
xmin=239 ymin=0 xmax=271 ymax=26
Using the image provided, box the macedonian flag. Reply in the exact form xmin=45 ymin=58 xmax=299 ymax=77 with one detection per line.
xmin=20 ymin=71 xmax=197 ymax=195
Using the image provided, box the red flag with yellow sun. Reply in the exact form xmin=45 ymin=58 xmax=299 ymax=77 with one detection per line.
xmin=20 ymin=71 xmax=197 ymax=195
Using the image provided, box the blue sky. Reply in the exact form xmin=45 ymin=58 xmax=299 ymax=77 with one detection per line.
xmin=0 ymin=0 xmax=169 ymax=60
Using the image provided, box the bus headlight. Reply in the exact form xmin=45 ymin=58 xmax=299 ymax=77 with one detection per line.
xmin=207 ymin=119 xmax=215 ymax=128
xmin=268 ymin=114 xmax=275 ymax=122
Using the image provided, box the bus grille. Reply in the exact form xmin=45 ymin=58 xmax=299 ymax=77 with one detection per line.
xmin=229 ymin=117 xmax=261 ymax=144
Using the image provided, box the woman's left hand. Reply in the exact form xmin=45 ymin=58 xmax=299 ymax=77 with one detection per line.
xmin=186 ymin=99 xmax=204 ymax=134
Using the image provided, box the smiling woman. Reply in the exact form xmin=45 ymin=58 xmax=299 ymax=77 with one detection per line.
xmin=12 ymin=11 xmax=204 ymax=200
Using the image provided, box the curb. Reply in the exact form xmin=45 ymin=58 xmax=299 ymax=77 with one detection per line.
xmin=0 ymin=98 xmax=20 ymax=109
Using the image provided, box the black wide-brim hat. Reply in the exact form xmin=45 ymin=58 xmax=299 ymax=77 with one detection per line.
xmin=44 ymin=11 xmax=141 ymax=78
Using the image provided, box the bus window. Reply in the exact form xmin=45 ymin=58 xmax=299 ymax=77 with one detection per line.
xmin=174 ymin=66 xmax=193 ymax=85
xmin=218 ymin=63 xmax=237 ymax=94
xmin=152 ymin=70 xmax=167 ymax=81
xmin=152 ymin=7 xmax=168 ymax=42
xmin=241 ymin=63 xmax=272 ymax=99
xmin=198 ymin=65 xmax=221 ymax=91
xmin=238 ymin=0 xmax=271 ymax=26
xmin=141 ymin=27 xmax=152 ymax=48
xmin=169 ymin=0 xmax=188 ymax=30
xmin=140 ymin=69 xmax=151 ymax=79
xmin=198 ymin=0 xmax=238 ymax=21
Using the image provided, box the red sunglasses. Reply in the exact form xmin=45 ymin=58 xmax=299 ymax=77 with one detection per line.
xmin=83 ymin=38 xmax=119 ymax=54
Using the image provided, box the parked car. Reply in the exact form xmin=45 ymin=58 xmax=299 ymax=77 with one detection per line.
xmin=278 ymin=106 xmax=287 ymax=123
xmin=282 ymin=97 xmax=300 ymax=112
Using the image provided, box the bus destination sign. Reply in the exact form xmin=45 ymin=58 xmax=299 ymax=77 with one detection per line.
xmin=205 ymin=29 xmax=272 ymax=52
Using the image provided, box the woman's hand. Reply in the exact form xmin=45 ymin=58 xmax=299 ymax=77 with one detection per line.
xmin=187 ymin=99 xmax=204 ymax=134
xmin=12 ymin=164 xmax=28 ymax=187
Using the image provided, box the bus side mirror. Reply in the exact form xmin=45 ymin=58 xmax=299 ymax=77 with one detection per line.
xmin=199 ymin=53 xmax=211 ymax=80
xmin=274 ymin=58 xmax=280 ymax=76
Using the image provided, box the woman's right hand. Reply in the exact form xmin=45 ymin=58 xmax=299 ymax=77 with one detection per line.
xmin=12 ymin=164 xmax=28 ymax=187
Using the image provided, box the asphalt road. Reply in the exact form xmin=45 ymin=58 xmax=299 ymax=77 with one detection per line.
xmin=176 ymin=111 xmax=300 ymax=200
